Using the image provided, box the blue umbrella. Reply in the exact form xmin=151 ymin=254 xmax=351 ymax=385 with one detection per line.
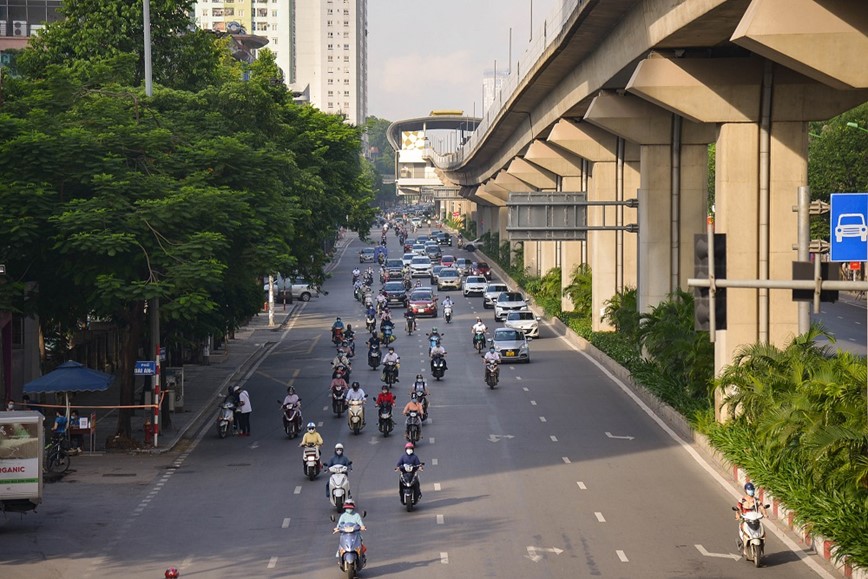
xmin=24 ymin=361 xmax=114 ymax=395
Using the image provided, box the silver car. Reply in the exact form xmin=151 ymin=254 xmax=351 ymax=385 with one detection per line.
xmin=491 ymin=327 xmax=530 ymax=363
xmin=483 ymin=283 xmax=509 ymax=309
xmin=494 ymin=291 xmax=528 ymax=321
xmin=504 ymin=310 xmax=540 ymax=338
xmin=462 ymin=275 xmax=488 ymax=296
xmin=410 ymin=256 xmax=433 ymax=277
xmin=454 ymin=257 xmax=472 ymax=276
xmin=437 ymin=268 xmax=461 ymax=290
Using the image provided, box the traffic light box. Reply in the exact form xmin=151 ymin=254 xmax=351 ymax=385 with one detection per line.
xmin=694 ymin=233 xmax=727 ymax=331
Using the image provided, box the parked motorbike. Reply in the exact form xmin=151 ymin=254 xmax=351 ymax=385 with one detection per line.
xmin=281 ymin=402 xmax=303 ymax=439
xmin=473 ymin=331 xmax=486 ymax=354
xmin=302 ymin=445 xmax=321 ymax=480
xmin=398 ymin=463 xmax=424 ymax=512
xmin=331 ymin=380 xmax=349 ymax=417
xmin=405 ymin=411 xmax=422 ymax=444
xmin=328 ymin=464 xmax=352 ymax=512
xmin=367 ymin=347 xmax=381 ymax=370
xmin=378 ymin=403 xmax=394 ymax=437
xmin=733 ymin=505 xmax=770 ymax=567
xmin=485 ymin=361 xmax=499 ymax=389
xmin=431 ymin=355 xmax=446 ymax=380
xmin=334 ymin=521 xmax=367 ymax=578
xmin=444 ymin=305 xmax=453 ymax=323
xmin=347 ymin=400 xmax=366 ymax=435
xmin=383 ymin=362 xmax=399 ymax=389
xmin=216 ymin=400 xmax=235 ymax=438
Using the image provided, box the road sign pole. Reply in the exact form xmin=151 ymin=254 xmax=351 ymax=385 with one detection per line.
xmin=796 ymin=187 xmax=810 ymax=333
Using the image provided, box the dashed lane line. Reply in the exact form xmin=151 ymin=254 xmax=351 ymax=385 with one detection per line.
xmin=282 ymin=518 xmax=291 ymax=528
xmin=550 ymin=435 xmax=558 ymax=442
xmin=562 ymin=457 xmax=571 ymax=464
xmin=436 ymin=514 xmax=445 ymax=525
xmin=595 ymin=512 xmax=606 ymax=523
xmin=577 ymin=482 xmax=587 ymax=490
xmin=616 ymin=550 xmax=629 ymax=562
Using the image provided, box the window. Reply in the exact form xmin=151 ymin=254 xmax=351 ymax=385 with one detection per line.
xmin=327 ymin=55 xmax=333 ymax=62
xmin=327 ymin=20 xmax=333 ymax=26
xmin=327 ymin=9 xmax=333 ymax=15
xmin=343 ymin=56 xmax=349 ymax=62
xmin=327 ymin=32 xmax=333 ymax=38
xmin=257 ymin=8 xmax=267 ymax=16
xmin=344 ymin=91 xmax=350 ymax=96
xmin=344 ymin=44 xmax=349 ymax=50
xmin=272 ymin=9 xmax=278 ymax=16
xmin=327 ymin=44 xmax=333 ymax=50
xmin=271 ymin=37 xmax=277 ymax=44
xmin=328 ymin=102 xmax=334 ymax=108
xmin=328 ymin=91 xmax=334 ymax=97
xmin=327 ymin=79 xmax=334 ymax=84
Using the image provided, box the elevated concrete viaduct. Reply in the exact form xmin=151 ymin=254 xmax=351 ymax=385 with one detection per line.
xmin=427 ymin=0 xmax=867 ymax=406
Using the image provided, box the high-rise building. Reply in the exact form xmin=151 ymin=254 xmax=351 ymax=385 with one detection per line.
xmin=194 ymin=0 xmax=368 ymax=127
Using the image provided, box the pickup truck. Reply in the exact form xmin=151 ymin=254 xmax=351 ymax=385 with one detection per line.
xmin=263 ymin=275 xmax=320 ymax=302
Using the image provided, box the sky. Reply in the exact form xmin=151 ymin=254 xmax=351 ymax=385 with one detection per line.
xmin=367 ymin=0 xmax=558 ymax=121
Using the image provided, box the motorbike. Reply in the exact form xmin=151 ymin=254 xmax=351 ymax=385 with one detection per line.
xmin=426 ymin=333 xmax=442 ymax=355
xmin=734 ymin=505 xmax=770 ymax=567
xmin=378 ymin=403 xmax=394 ymax=437
xmin=457 ymin=237 xmax=465 ymax=249
xmin=398 ymin=463 xmax=424 ymax=512
xmin=383 ymin=362 xmax=399 ymax=388
xmin=405 ymin=410 xmax=422 ymax=444
xmin=302 ymin=445 xmax=321 ymax=480
xmin=365 ymin=315 xmax=376 ymax=333
xmin=332 ymin=328 xmax=344 ymax=346
xmin=352 ymin=272 xmax=360 ymax=285
xmin=406 ymin=316 xmax=417 ymax=335
xmin=334 ymin=521 xmax=367 ymax=578
xmin=473 ymin=331 xmax=486 ymax=354
xmin=281 ymin=402 xmax=303 ymax=439
xmin=347 ymin=400 xmax=366 ymax=435
xmin=367 ymin=347 xmax=381 ymax=370
xmin=331 ymin=380 xmax=349 ymax=417
xmin=216 ymin=399 xmax=236 ymax=438
xmin=381 ymin=325 xmax=395 ymax=344
xmin=328 ymin=464 xmax=352 ymax=512
xmin=444 ymin=304 xmax=453 ymax=323
xmin=485 ymin=361 xmax=499 ymax=389
xmin=431 ymin=355 xmax=446 ymax=380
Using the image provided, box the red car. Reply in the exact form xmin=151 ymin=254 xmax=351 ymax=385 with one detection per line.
xmin=408 ymin=288 xmax=438 ymax=317
xmin=472 ymin=261 xmax=492 ymax=279
xmin=440 ymin=255 xmax=455 ymax=268
xmin=403 ymin=238 xmax=416 ymax=252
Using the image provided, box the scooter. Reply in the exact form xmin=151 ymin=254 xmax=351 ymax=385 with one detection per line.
xmin=365 ymin=315 xmax=376 ymax=333
xmin=734 ymin=505 xmax=770 ymax=567
xmin=398 ymin=463 xmax=424 ymax=512
xmin=302 ymin=445 xmax=321 ymax=480
xmin=334 ymin=521 xmax=367 ymax=579
xmin=383 ymin=362 xmax=399 ymax=389
xmin=347 ymin=400 xmax=366 ymax=435
xmin=444 ymin=304 xmax=453 ymax=323
xmin=473 ymin=331 xmax=486 ymax=354
xmin=431 ymin=355 xmax=446 ymax=380
xmin=426 ymin=333 xmax=442 ymax=354
xmin=378 ymin=403 xmax=394 ymax=437
xmin=281 ymin=402 xmax=303 ymax=439
xmin=328 ymin=464 xmax=352 ymax=512
xmin=332 ymin=328 xmax=344 ymax=346
xmin=405 ymin=411 xmax=422 ymax=444
xmin=331 ymin=380 xmax=349 ymax=417
xmin=367 ymin=346 xmax=381 ymax=370
xmin=485 ymin=361 xmax=499 ymax=389
xmin=381 ymin=325 xmax=395 ymax=344
xmin=216 ymin=399 xmax=235 ymax=438
xmin=406 ymin=316 xmax=417 ymax=335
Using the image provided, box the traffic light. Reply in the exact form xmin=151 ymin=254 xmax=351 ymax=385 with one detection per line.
xmin=792 ymin=261 xmax=839 ymax=303
xmin=694 ymin=233 xmax=726 ymax=331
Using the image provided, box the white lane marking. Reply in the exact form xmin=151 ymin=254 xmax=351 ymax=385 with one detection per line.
xmin=293 ymin=485 xmax=302 ymax=495
xmin=595 ymin=512 xmax=606 ymax=523
xmin=530 ymin=400 xmax=537 ymax=406
xmin=695 ymin=544 xmax=741 ymax=560
xmin=322 ymin=406 xmax=329 ymax=411
xmin=516 ymin=376 xmax=522 ymax=380
xmin=522 ymin=387 xmax=529 ymax=392
xmin=429 ymin=437 xmax=435 ymax=444
xmin=577 ymin=481 xmax=587 ymax=490
xmin=317 ymin=421 xmax=324 ymax=427
xmin=562 ymin=457 xmax=571 ymax=463
xmin=281 ymin=518 xmax=291 ymax=528
xmin=267 ymin=556 xmax=278 ymax=569
xmin=250 ymin=441 xmax=260 ymax=449
xmin=434 ymin=483 xmax=441 ymax=491
xmin=550 ymin=435 xmax=558 ymax=442
xmin=556 ymin=332 xmax=836 ymax=578
xmin=605 ymin=431 xmax=635 ymax=441
xmin=436 ymin=514 xmax=445 ymax=525
xmin=432 ymin=458 xmax=438 ymax=465
xmin=616 ymin=550 xmax=629 ymax=562
xmin=539 ymin=416 xmax=547 ymax=423
xmin=440 ymin=552 xmax=449 ymax=564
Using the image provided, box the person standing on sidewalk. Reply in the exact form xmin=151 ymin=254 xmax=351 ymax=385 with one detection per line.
xmin=237 ymin=387 xmax=252 ymax=436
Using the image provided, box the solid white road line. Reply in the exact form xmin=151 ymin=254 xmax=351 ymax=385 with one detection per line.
xmin=293 ymin=485 xmax=302 ymax=495
xmin=434 ymin=483 xmax=441 ymax=491
xmin=281 ymin=518 xmax=291 ymax=528
xmin=432 ymin=458 xmax=438 ymax=465
xmin=595 ymin=512 xmax=606 ymax=522
xmin=577 ymin=481 xmax=587 ymax=490
xmin=616 ymin=550 xmax=629 ymax=562
xmin=436 ymin=514 xmax=445 ymax=525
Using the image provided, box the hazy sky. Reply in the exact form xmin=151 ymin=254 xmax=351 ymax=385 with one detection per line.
xmin=367 ymin=0 xmax=558 ymax=121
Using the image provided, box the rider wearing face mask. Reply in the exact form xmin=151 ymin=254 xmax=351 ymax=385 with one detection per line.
xmin=395 ymin=442 xmax=422 ymax=498
xmin=325 ymin=443 xmax=352 ymax=497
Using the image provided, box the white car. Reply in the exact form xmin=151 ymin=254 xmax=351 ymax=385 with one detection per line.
xmin=410 ymin=256 xmax=433 ymax=277
xmin=491 ymin=327 xmax=530 ymax=363
xmin=835 ymin=213 xmax=868 ymax=243
xmin=494 ymin=291 xmax=528 ymax=321
xmin=437 ymin=268 xmax=461 ymax=290
xmin=503 ymin=310 xmax=540 ymax=338
xmin=483 ymin=283 xmax=509 ymax=309
xmin=462 ymin=275 xmax=488 ymax=296
xmin=412 ymin=244 xmax=427 ymax=256
xmin=454 ymin=257 xmax=472 ymax=276
xmin=402 ymin=253 xmax=416 ymax=267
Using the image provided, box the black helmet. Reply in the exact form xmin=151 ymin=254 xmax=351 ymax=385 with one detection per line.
xmin=411 ymin=392 xmax=417 ymax=400
xmin=351 ymin=381 xmax=360 ymax=390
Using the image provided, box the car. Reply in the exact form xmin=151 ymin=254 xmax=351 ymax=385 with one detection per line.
xmin=483 ymin=283 xmax=509 ymax=309
xmin=491 ymin=327 xmax=530 ymax=362
xmin=402 ymin=253 xmax=416 ymax=267
xmin=504 ymin=310 xmax=541 ymax=338
xmin=462 ymin=275 xmax=488 ymax=296
xmin=440 ymin=255 xmax=456 ymax=268
xmin=494 ymin=291 xmax=528 ymax=321
xmin=382 ymin=281 xmax=408 ymax=307
xmin=384 ymin=258 xmax=404 ymax=280
xmin=430 ymin=264 xmax=444 ymax=284
xmin=411 ymin=218 xmax=422 ymax=228
xmin=410 ymin=256 xmax=433 ymax=277
xmin=408 ymin=287 xmax=438 ymax=317
xmin=425 ymin=244 xmax=442 ymax=260
xmin=412 ymin=243 xmax=427 ymax=256
xmin=416 ymin=235 xmax=430 ymax=245
xmin=472 ymin=261 xmax=492 ymax=279
xmin=436 ymin=232 xmax=452 ymax=246
xmin=359 ymin=247 xmax=376 ymax=263
xmin=454 ymin=257 xmax=472 ymax=276
xmin=403 ymin=238 xmax=416 ymax=252
xmin=437 ymin=268 xmax=461 ymax=290
xmin=264 ymin=275 xmax=319 ymax=302
xmin=835 ymin=213 xmax=868 ymax=243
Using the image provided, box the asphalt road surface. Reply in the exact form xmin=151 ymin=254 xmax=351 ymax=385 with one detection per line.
xmin=1 ymin=226 xmax=836 ymax=579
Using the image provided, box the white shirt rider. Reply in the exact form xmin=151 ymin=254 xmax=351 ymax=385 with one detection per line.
xmin=383 ymin=351 xmax=400 ymax=366
xmin=484 ymin=350 xmax=501 ymax=364
xmin=472 ymin=321 xmax=487 ymax=335
xmin=345 ymin=386 xmax=367 ymax=402
xmin=442 ymin=297 xmax=454 ymax=308
xmin=430 ymin=345 xmax=446 ymax=359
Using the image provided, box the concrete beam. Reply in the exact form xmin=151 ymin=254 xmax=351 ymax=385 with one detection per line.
xmin=524 ymin=140 xmax=585 ymax=177
xmin=732 ymin=0 xmax=868 ymax=90
xmin=506 ymin=157 xmax=559 ymax=190
xmin=547 ymin=119 xmax=617 ymax=163
xmin=493 ymin=170 xmax=534 ymax=193
xmin=627 ymin=56 xmax=868 ymax=123
xmin=475 ymin=191 xmax=507 ymax=208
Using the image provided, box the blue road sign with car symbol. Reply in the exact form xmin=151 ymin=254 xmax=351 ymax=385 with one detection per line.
xmin=830 ymin=193 xmax=868 ymax=262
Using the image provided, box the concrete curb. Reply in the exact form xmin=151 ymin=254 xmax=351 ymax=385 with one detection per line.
xmin=469 ymin=243 xmax=862 ymax=578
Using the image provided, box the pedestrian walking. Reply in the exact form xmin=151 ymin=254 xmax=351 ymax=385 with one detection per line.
xmin=237 ymin=387 xmax=252 ymax=436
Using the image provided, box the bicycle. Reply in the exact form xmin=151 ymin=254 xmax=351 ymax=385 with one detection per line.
xmin=45 ymin=435 xmax=71 ymax=474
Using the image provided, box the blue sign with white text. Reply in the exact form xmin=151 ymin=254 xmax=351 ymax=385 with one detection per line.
xmin=134 ymin=361 xmax=157 ymax=376
xmin=830 ymin=193 xmax=868 ymax=262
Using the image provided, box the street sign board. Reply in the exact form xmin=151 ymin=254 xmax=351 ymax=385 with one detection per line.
xmin=830 ymin=193 xmax=868 ymax=262
xmin=507 ymin=192 xmax=588 ymax=241
xmin=134 ymin=361 xmax=157 ymax=376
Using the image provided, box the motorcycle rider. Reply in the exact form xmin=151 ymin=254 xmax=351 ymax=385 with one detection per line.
xmin=382 ymin=347 xmax=400 ymax=382
xmin=366 ymin=331 xmax=382 ymax=351
xmin=345 ymin=381 xmax=367 ymax=426
xmin=429 ymin=340 xmax=447 ymax=371
xmin=376 ymin=384 xmax=396 ymax=409
xmin=352 ymin=267 xmax=361 ymax=282
xmin=484 ymin=346 xmax=501 ymax=380
xmin=402 ymin=392 xmax=425 ymax=439
xmin=736 ymin=482 xmax=768 ymax=518
xmin=442 ymin=295 xmax=454 ymax=310
xmin=471 ymin=317 xmax=487 ymax=337
xmin=325 ymin=443 xmax=352 ymax=498
xmin=334 ymin=500 xmax=367 ymax=533
xmin=403 ymin=307 xmax=417 ymax=332
xmin=395 ymin=442 xmax=423 ymax=498
xmin=344 ymin=324 xmax=355 ymax=342
xmin=332 ymin=316 xmax=345 ymax=343
xmin=299 ymin=422 xmax=323 ymax=448
xmin=282 ymin=385 xmax=301 ymax=409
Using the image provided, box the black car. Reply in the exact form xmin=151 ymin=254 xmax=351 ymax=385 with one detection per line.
xmin=383 ymin=281 xmax=408 ymax=306
xmin=434 ymin=232 xmax=452 ymax=246
xmin=384 ymin=258 xmax=404 ymax=280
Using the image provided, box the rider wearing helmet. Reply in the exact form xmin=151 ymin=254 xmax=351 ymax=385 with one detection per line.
xmin=325 ymin=443 xmax=353 ymax=497
xmin=299 ymin=421 xmax=323 ymax=448
xmin=344 ymin=381 xmax=367 ymax=402
xmin=165 ymin=569 xmax=180 ymax=579
xmin=736 ymin=482 xmax=767 ymax=518
xmin=395 ymin=442 xmax=423 ymax=497
xmin=411 ymin=374 xmax=429 ymax=398
xmin=335 ymin=500 xmax=366 ymax=532
xmin=376 ymin=384 xmax=396 ymax=409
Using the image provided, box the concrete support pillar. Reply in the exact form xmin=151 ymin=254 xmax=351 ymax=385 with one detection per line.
xmin=524 ymin=241 xmax=539 ymax=276
xmin=622 ymin=156 xmax=640 ymax=292
xmin=497 ymin=207 xmax=509 ymax=265
xmin=560 ymin=175 xmax=584 ymax=312
xmin=538 ymin=241 xmax=558 ymax=275
xmin=588 ymin=161 xmax=617 ymax=331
